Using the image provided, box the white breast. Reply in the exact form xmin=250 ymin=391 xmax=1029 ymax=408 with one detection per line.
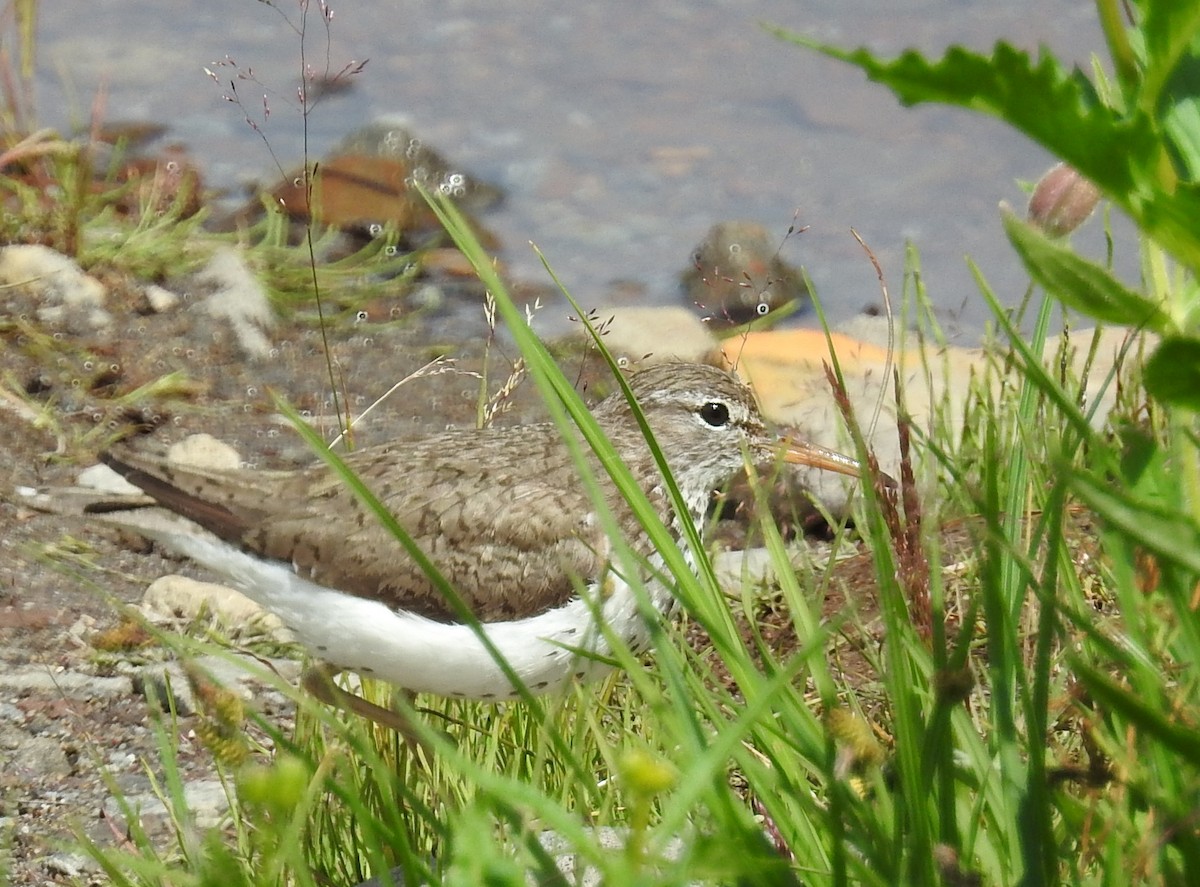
xmin=161 ymin=531 xmax=676 ymax=699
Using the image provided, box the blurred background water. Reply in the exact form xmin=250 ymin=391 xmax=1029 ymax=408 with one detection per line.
xmin=36 ymin=0 xmax=1136 ymax=338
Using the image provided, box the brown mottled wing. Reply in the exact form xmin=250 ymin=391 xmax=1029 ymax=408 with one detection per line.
xmin=98 ymin=448 xmax=277 ymax=540
xmin=103 ymin=428 xmax=611 ymax=623
xmin=257 ymin=433 xmax=611 ymax=622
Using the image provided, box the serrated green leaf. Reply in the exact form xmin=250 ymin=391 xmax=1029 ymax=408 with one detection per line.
xmin=774 ymin=30 xmax=1200 ymax=275
xmin=770 ymin=33 xmax=1158 ymax=195
xmin=1001 ymin=210 xmax=1171 ymax=329
xmin=1143 ymin=335 xmax=1200 ymax=408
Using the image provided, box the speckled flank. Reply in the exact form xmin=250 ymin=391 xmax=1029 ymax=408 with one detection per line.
xmin=177 ymin=531 xmax=678 ymax=697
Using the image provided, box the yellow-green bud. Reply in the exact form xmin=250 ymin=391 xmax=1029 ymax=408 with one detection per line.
xmin=618 ymin=748 xmax=678 ymax=796
xmin=236 ymin=754 xmax=310 ymax=816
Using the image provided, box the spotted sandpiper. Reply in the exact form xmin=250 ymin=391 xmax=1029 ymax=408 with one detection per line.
xmin=98 ymin=363 xmax=860 ymax=736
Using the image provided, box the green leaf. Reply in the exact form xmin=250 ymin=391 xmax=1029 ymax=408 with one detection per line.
xmin=770 ymin=34 xmax=1158 ymax=196
xmin=1132 ymin=180 xmax=1200 ymax=274
xmin=1143 ymin=335 xmax=1200 ymax=408
xmin=1065 ymin=465 xmax=1200 ymax=575
xmin=773 ymin=30 xmax=1200 ymax=275
xmin=1155 ymin=27 xmax=1200 ymax=180
xmin=1162 ymin=96 xmax=1200 ymax=180
xmin=1001 ymin=210 xmax=1171 ymax=329
xmin=1141 ymin=0 xmax=1200 ymax=115
xmin=1115 ymin=423 xmax=1166 ymax=494
xmin=1070 ymin=659 xmax=1200 ymax=766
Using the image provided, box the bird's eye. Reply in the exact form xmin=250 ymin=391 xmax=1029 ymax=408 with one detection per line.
xmin=699 ymin=401 xmax=731 ymax=427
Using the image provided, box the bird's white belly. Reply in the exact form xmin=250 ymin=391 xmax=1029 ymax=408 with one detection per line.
xmin=165 ymin=532 xmax=664 ymax=699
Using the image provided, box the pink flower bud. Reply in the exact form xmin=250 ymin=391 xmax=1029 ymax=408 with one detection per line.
xmin=1027 ymin=163 xmax=1101 ymax=237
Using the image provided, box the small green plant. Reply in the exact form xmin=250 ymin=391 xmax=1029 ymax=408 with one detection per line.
xmin=766 ymin=1 xmax=1200 ymax=882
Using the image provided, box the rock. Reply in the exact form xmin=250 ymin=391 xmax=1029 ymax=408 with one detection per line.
xmin=167 ymin=433 xmax=242 ymax=471
xmin=140 ymin=574 xmax=290 ymax=641
xmin=66 ymin=614 xmax=97 ymax=643
xmin=832 ymin=313 xmax=895 ymax=350
xmin=132 ymin=653 xmax=299 ymax=717
xmin=142 ymin=283 xmax=182 ymax=313
xmin=1 ymin=732 xmax=75 ymax=779
xmin=681 ymin=221 xmax=808 ymax=326
xmin=333 ymin=121 xmax=503 ymax=212
xmin=0 ymin=244 xmax=111 ymax=332
xmin=192 ymin=652 xmax=301 ymax=696
xmin=535 ymin=827 xmax=687 ymax=887
xmin=711 ymin=548 xmax=792 ymax=595
xmin=721 ymin=322 xmax=1155 ymax=518
xmin=558 ymin=306 xmax=720 ymax=366
xmin=236 ymin=123 xmax=501 ymax=252
xmin=132 ymin=662 xmax=197 ymax=716
xmin=353 ymin=827 xmax=689 ymax=887
xmin=0 ymin=666 xmax=131 ymax=698
xmin=77 ymin=463 xmax=145 ymax=496
xmin=104 ymin=778 xmax=231 ymax=832
xmin=42 ymin=851 xmax=95 ymax=879
xmin=410 ymin=283 xmax=444 ymax=311
xmin=270 ymin=154 xmax=433 ymax=230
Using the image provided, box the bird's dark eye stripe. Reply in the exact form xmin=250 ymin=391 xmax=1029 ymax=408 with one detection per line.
xmin=699 ymin=401 xmax=731 ymax=427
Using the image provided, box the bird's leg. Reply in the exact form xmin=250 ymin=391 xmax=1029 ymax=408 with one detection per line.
xmin=300 ymin=663 xmax=433 ymax=752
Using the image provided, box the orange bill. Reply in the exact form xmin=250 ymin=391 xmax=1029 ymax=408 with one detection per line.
xmin=778 ymin=437 xmax=862 ymax=478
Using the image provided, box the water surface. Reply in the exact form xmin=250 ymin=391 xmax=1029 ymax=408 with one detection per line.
xmin=36 ymin=1 xmax=1133 ymax=339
